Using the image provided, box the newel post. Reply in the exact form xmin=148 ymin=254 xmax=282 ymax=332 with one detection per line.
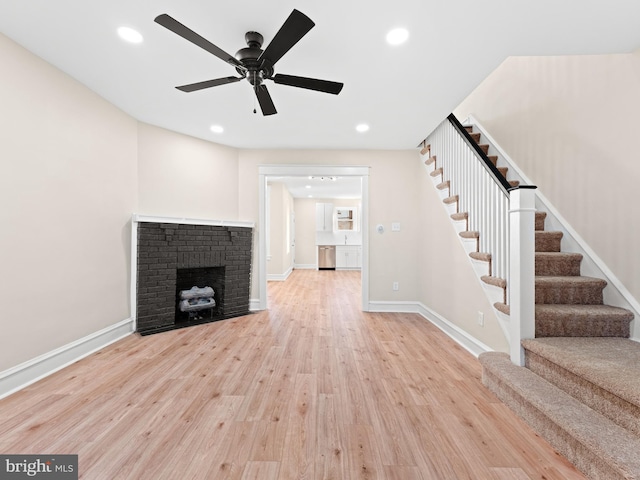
xmin=508 ymin=186 xmax=537 ymax=366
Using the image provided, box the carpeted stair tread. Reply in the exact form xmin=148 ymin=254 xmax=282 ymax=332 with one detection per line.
xmin=481 ymin=275 xmax=507 ymax=289
xmin=535 ymin=276 xmax=607 ymax=305
xmin=430 ymin=167 xmax=443 ymax=177
xmin=494 ymin=302 xmax=509 ymax=315
xmin=536 ymin=252 xmax=583 ymax=276
xmin=478 ymin=144 xmax=490 ymax=154
xmin=487 ymin=155 xmax=498 ymax=166
xmin=450 ymin=212 xmax=468 ymax=221
xmin=470 ymin=251 xmax=491 ymax=262
xmin=535 ymin=231 xmax=563 ymax=252
xmin=535 ymin=304 xmax=633 ymax=338
xmin=436 ymin=180 xmax=450 ymax=190
xmin=420 ymin=144 xmax=430 ymax=155
xmin=480 ymin=351 xmax=640 ymax=480
xmin=469 ymin=132 xmax=481 ymax=142
xmin=522 ymin=338 xmax=640 ymax=409
xmin=535 ymin=211 xmax=547 ymax=231
xmin=442 ymin=194 xmax=458 ymax=205
xmin=424 ymin=155 xmax=437 ymax=166
xmin=459 ymin=230 xmax=480 ymax=239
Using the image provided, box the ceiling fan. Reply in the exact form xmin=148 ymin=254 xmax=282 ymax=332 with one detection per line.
xmin=154 ymin=9 xmax=344 ymax=116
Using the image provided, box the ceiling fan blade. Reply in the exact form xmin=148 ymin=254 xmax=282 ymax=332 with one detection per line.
xmin=258 ymin=9 xmax=315 ymax=67
xmin=154 ymin=14 xmax=245 ymax=71
xmin=272 ymin=74 xmax=344 ymax=95
xmin=176 ymin=76 xmax=243 ymax=92
xmin=255 ymin=85 xmax=277 ymax=116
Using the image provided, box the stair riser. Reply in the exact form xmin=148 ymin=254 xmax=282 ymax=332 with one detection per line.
xmin=524 ymin=350 xmax=640 ymax=437
xmin=536 ymin=233 xmax=562 ymax=252
xmin=535 ymin=256 xmax=582 ymax=276
xmin=535 ymin=285 xmax=603 ymax=304
xmin=481 ymin=369 xmax=626 ymax=480
xmin=535 ymin=214 xmax=546 ymax=231
xmin=535 ymin=317 xmax=631 ymax=337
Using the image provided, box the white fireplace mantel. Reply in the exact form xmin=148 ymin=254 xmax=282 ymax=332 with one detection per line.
xmin=132 ymin=214 xmax=254 ymax=229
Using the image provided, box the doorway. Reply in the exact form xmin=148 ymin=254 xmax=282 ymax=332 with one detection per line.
xmin=258 ymin=165 xmax=370 ymax=311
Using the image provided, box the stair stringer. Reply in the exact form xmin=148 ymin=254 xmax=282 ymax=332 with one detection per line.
xmin=422 ymin=151 xmax=511 ymax=341
xmin=464 ymin=114 xmax=639 ymax=341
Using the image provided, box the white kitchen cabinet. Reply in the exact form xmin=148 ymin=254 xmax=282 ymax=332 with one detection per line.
xmin=315 ymin=202 xmax=334 ymax=232
xmin=336 ymin=245 xmax=362 ymax=269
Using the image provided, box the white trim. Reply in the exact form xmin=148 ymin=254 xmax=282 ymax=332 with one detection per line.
xmin=132 ymin=214 xmax=254 ymax=229
xmin=367 ymin=301 xmax=492 ymax=358
xmin=259 ymin=165 xmax=370 ymax=177
xmin=294 ymin=264 xmax=317 ymax=270
xmin=0 ymin=318 xmax=134 ymax=399
xmin=368 ymin=300 xmax=422 ymax=313
xmin=267 ymin=267 xmax=293 ymax=282
xmin=249 ymin=299 xmax=261 ymax=311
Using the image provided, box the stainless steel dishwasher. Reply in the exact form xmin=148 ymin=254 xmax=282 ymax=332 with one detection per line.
xmin=318 ymin=245 xmax=336 ymax=270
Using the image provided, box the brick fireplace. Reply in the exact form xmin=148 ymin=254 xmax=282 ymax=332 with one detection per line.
xmin=133 ymin=217 xmax=253 ymax=335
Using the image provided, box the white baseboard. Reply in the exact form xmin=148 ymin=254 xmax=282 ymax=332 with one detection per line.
xmin=368 ymin=300 xmax=422 ymax=313
xmin=368 ymin=301 xmax=492 ymax=358
xmin=294 ymin=264 xmax=316 ymax=270
xmin=0 ymin=318 xmax=134 ymax=400
xmin=267 ymin=266 xmax=293 ymax=282
xmin=250 ymin=299 xmax=262 ymax=311
xmin=416 ymin=303 xmax=492 ymax=358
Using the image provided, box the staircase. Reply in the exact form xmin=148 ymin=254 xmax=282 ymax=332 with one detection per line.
xmin=424 ymin=122 xmax=640 ymax=479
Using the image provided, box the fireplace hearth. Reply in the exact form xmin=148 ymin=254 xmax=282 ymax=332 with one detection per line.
xmin=134 ymin=219 xmax=253 ymax=335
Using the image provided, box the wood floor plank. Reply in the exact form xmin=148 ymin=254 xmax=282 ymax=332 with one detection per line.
xmin=0 ymin=270 xmax=586 ymax=479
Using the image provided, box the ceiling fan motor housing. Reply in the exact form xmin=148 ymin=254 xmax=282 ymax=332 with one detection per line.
xmin=235 ymin=31 xmax=273 ymax=84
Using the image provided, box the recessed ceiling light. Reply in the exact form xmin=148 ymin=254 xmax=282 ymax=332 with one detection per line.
xmin=117 ymin=26 xmax=144 ymax=44
xmin=308 ymin=195 xmax=313 ymax=198
xmin=386 ymin=27 xmax=409 ymax=45
xmin=356 ymin=123 xmax=370 ymax=133
xmin=210 ymin=125 xmax=224 ymax=134
xmin=305 ymin=185 xmax=311 ymax=189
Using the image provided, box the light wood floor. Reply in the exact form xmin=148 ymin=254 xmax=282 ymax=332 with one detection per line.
xmin=0 ymin=270 xmax=585 ymax=479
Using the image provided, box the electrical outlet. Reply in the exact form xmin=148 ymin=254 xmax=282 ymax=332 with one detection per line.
xmin=477 ymin=311 xmax=484 ymax=326
xmin=393 ymin=281 xmax=399 ymax=291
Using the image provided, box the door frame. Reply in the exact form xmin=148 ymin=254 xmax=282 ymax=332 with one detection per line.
xmin=258 ymin=165 xmax=370 ymax=311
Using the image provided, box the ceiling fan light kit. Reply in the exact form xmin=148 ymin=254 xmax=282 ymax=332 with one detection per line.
xmin=154 ymin=9 xmax=344 ymax=116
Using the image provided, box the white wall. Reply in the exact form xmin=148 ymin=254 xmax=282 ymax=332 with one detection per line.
xmin=416 ymin=156 xmax=508 ymax=352
xmin=267 ymin=182 xmax=294 ymax=276
xmin=137 ymin=123 xmax=239 ymax=219
xmin=455 ymin=52 xmax=640 ymax=313
xmin=238 ymin=149 xmax=422 ymax=303
xmin=293 ymin=198 xmax=318 ymax=267
xmin=0 ymin=34 xmax=138 ymax=371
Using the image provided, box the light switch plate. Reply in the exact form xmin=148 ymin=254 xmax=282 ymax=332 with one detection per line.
xmin=391 ymin=223 xmax=400 ymax=232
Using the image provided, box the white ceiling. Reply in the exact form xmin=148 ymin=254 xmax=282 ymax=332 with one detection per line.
xmin=1 ymin=0 xmax=639 ymax=150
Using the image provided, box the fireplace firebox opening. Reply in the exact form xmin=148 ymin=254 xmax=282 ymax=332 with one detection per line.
xmin=175 ymin=267 xmax=225 ymax=324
